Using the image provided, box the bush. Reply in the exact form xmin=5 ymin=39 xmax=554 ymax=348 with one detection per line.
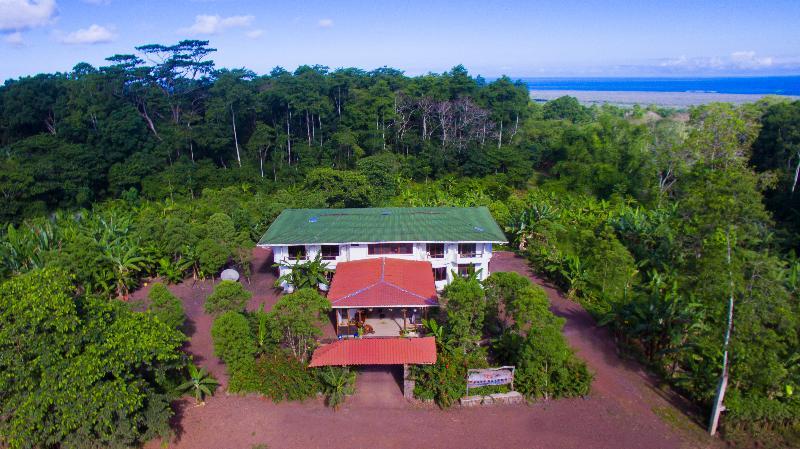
xmin=317 ymin=366 xmax=357 ymax=409
xmin=412 ymin=346 xmax=489 ymax=407
xmin=147 ymin=282 xmax=186 ymax=330
xmin=487 ymin=273 xmax=593 ymax=400
xmin=441 ymin=277 xmax=485 ymax=347
xmin=211 ymin=311 xmax=256 ymax=371
xmin=197 ymin=238 xmax=230 ymax=278
xmin=484 ymin=271 xmax=533 ymax=334
xmin=500 ymin=324 xmax=593 ymax=399
xmin=205 ymin=280 xmax=252 ymax=315
xmin=269 ymin=288 xmax=331 ymax=362
xmin=228 ymin=350 xmax=320 ymax=402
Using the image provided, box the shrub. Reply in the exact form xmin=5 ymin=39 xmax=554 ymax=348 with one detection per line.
xmin=501 ymin=324 xmax=593 ymax=399
xmin=412 ymin=346 xmax=489 ymax=407
xmin=197 ymin=238 xmax=230 ymax=279
xmin=147 ymin=282 xmax=185 ymax=330
xmin=487 ymin=273 xmax=593 ymax=400
xmin=211 ymin=311 xmax=256 ymax=371
xmin=269 ymin=288 xmax=331 ymax=362
xmin=317 ymin=367 xmax=357 ymax=409
xmin=228 ymin=350 xmax=320 ymax=402
xmin=204 ymin=280 xmax=252 ymax=315
xmin=441 ymin=277 xmax=485 ymax=348
xmin=484 ymin=271 xmax=533 ymax=334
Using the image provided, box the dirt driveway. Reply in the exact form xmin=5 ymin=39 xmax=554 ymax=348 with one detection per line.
xmin=141 ymin=249 xmax=717 ymax=449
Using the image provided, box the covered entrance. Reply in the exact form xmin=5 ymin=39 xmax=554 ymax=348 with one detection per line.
xmin=327 ymin=257 xmax=439 ymax=338
xmin=309 ymin=337 xmax=437 ymax=399
xmin=350 ymin=366 xmax=405 ymax=408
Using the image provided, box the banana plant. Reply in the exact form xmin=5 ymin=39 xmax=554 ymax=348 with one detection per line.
xmin=178 ymin=364 xmax=219 ymax=405
xmin=102 ymin=243 xmax=147 ymax=299
xmin=562 ymin=254 xmax=589 ymax=299
xmin=254 ymin=304 xmax=271 ymax=355
xmin=318 ymin=367 xmax=356 ymax=410
xmin=157 ymin=257 xmax=192 ymax=284
xmin=274 ymin=253 xmax=331 ymax=290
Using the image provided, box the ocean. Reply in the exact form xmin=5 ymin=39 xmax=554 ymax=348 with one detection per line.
xmin=520 ymin=76 xmax=800 ymax=107
xmin=520 ymin=76 xmax=800 ymax=96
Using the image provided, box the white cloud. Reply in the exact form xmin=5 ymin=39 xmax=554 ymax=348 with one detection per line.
xmin=730 ymin=50 xmax=773 ymax=68
xmin=0 ymin=0 xmax=58 ymax=31
xmin=657 ymin=52 xmax=775 ymax=71
xmin=3 ymin=31 xmax=24 ymax=46
xmin=246 ymin=29 xmax=264 ymax=39
xmin=317 ymin=18 xmax=333 ymax=28
xmin=180 ymin=14 xmax=254 ymax=35
xmin=60 ymin=24 xmax=115 ymax=44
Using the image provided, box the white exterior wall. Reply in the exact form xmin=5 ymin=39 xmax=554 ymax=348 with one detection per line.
xmin=272 ymin=241 xmax=495 ymax=291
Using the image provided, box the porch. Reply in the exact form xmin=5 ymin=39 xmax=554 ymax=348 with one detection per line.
xmin=335 ymin=307 xmax=430 ymax=338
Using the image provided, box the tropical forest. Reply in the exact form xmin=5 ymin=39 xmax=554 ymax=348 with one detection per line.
xmin=1 ymin=40 xmax=800 ymax=448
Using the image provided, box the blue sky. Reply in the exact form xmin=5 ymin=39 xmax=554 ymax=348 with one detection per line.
xmin=1 ymin=0 xmax=799 ymax=81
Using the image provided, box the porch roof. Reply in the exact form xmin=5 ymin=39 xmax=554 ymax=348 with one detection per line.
xmin=328 ymin=258 xmax=438 ymax=308
xmin=309 ymin=337 xmax=437 ymax=367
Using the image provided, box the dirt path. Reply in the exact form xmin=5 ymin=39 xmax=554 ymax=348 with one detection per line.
xmin=142 ymin=249 xmax=717 ymax=449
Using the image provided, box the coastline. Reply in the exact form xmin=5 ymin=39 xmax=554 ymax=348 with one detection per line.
xmin=529 ymin=89 xmax=800 ymax=107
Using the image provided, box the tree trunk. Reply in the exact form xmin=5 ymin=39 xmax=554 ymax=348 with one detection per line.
xmin=709 ymin=232 xmax=736 ymax=436
xmin=286 ymin=109 xmax=292 ymax=166
xmin=511 ymin=113 xmax=519 ymax=140
xmin=138 ymin=102 xmax=161 ymax=140
xmin=791 ymin=150 xmax=800 ymax=194
xmin=337 ymin=86 xmax=342 ymax=117
xmin=231 ymin=104 xmax=241 ymax=168
xmin=497 ymin=120 xmax=503 ymax=149
xmin=318 ymin=114 xmax=323 ymax=146
xmin=306 ymin=110 xmax=312 ymax=146
xmin=311 ymin=113 xmax=316 ymax=144
xmin=188 ymin=122 xmax=195 ymax=163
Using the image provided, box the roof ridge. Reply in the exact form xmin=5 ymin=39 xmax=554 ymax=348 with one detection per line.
xmin=330 ymin=281 xmax=381 ymax=304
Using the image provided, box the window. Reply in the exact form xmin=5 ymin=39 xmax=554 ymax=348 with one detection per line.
xmin=368 ymin=243 xmax=413 ymax=255
xmin=458 ymin=264 xmax=475 ymax=278
xmin=287 ymin=245 xmax=306 ymax=260
xmin=433 ymin=267 xmax=447 ymax=282
xmin=458 ymin=243 xmax=478 ymax=258
xmin=427 ymin=243 xmax=445 ymax=258
xmin=321 ymin=245 xmax=340 ymax=260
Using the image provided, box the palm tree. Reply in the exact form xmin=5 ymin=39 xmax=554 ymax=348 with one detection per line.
xmin=178 ymin=364 xmax=219 ymax=405
xmin=318 ymin=367 xmax=356 ymax=410
xmin=274 ymin=253 xmax=331 ymax=290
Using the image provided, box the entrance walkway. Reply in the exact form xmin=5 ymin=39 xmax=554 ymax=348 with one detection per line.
xmin=348 ymin=366 xmax=406 ymax=409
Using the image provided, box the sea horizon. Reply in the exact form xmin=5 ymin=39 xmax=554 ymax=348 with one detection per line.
xmin=515 ymin=75 xmax=800 ymax=96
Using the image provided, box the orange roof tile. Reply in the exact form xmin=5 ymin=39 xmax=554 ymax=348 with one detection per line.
xmin=309 ymin=337 xmax=437 ymax=367
xmin=328 ymin=258 xmax=439 ymax=308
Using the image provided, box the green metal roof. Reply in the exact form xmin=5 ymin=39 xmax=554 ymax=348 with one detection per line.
xmin=258 ymin=207 xmax=507 ymax=245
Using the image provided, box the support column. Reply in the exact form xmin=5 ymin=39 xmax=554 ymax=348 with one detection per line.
xmin=403 ymin=364 xmax=415 ymax=400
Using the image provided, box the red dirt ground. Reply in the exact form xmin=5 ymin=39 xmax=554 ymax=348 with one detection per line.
xmin=138 ymin=249 xmax=718 ymax=449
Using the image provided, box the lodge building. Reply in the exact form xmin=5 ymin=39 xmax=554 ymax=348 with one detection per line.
xmin=257 ymin=207 xmax=506 ymax=387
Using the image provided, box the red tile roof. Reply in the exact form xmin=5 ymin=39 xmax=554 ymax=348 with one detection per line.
xmin=309 ymin=337 xmax=437 ymax=367
xmin=327 ymin=258 xmax=439 ymax=308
